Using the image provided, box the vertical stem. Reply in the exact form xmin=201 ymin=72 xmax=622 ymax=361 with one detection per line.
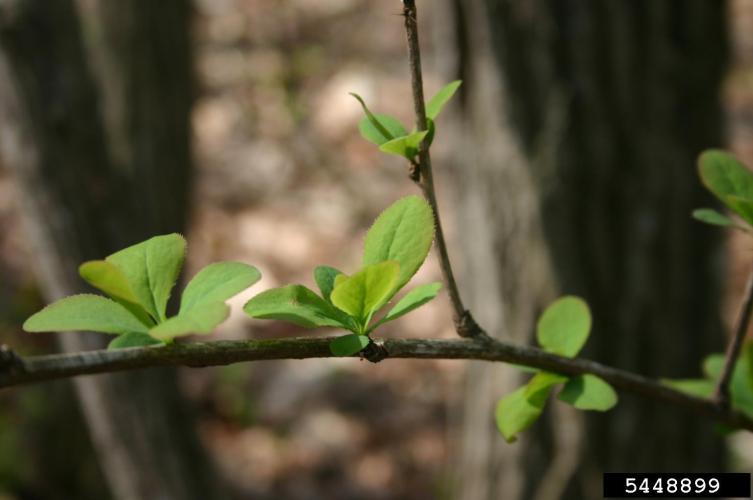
xmin=714 ymin=264 xmax=753 ymax=408
xmin=402 ymin=0 xmax=481 ymax=338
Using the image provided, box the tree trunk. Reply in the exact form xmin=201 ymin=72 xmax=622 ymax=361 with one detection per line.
xmin=0 ymin=1 xmax=224 ymax=498
xmin=447 ymin=1 xmax=729 ymax=498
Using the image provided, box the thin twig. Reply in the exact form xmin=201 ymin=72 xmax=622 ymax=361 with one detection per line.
xmin=714 ymin=264 xmax=753 ymax=407
xmin=402 ymin=0 xmax=480 ymax=338
xmin=1 ymin=336 xmax=751 ymax=431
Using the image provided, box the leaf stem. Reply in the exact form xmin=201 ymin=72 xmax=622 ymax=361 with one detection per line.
xmin=714 ymin=263 xmax=753 ymax=408
xmin=401 ymin=0 xmax=480 ymax=338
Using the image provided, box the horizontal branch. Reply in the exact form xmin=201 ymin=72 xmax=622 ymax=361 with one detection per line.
xmin=1 ymin=336 xmax=751 ymax=431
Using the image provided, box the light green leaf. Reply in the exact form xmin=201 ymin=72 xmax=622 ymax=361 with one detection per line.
xmin=78 ymin=260 xmax=154 ymax=326
xmin=329 ymin=334 xmax=370 ymax=357
xmin=330 ymin=261 xmax=400 ymax=327
xmin=106 ymin=233 xmax=186 ymax=322
xmin=426 ymin=80 xmax=462 ymax=120
xmin=149 ymin=302 xmax=229 ymax=341
xmin=358 ymin=115 xmax=407 ymax=146
xmin=495 ymin=385 xmax=550 ymax=443
xmin=363 ymin=196 xmax=435 ymax=293
xmin=108 ymin=332 xmax=163 ymax=350
xmin=378 ymin=130 xmax=429 ymax=160
xmin=558 ymin=374 xmax=618 ymax=411
xmin=23 ymin=294 xmax=148 ymax=335
xmin=180 ymin=261 xmax=260 ymax=314
xmin=691 ymin=208 xmax=734 ymax=227
xmin=314 ymin=265 xmax=343 ymax=302
xmin=243 ymin=285 xmax=351 ymax=329
xmin=350 ymin=93 xmax=406 ymax=145
xmin=698 ymin=150 xmax=753 ymax=225
xmin=662 ymin=378 xmax=715 ymax=398
xmin=371 ymin=282 xmax=442 ymax=330
xmin=536 ymin=296 xmax=591 ymax=358
xmin=726 ymin=196 xmax=753 ymax=227
xmin=523 ymin=372 xmax=568 ymax=399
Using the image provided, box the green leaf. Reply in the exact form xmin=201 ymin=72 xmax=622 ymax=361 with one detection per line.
xmin=378 ymin=130 xmax=429 ymax=160
xmin=314 ymin=265 xmax=343 ymax=302
xmin=523 ymin=372 xmax=568 ymax=399
xmin=358 ymin=114 xmax=407 ymax=146
xmin=180 ymin=261 xmax=260 ymax=314
xmin=105 ymin=233 xmax=186 ymax=322
xmin=691 ymin=208 xmax=734 ymax=227
xmin=330 ymin=261 xmax=400 ymax=327
xmin=726 ymin=196 xmax=753 ymax=227
xmin=698 ymin=150 xmax=753 ymax=225
xmin=243 ymin=285 xmax=351 ymax=329
xmin=79 ymin=260 xmax=140 ymax=304
xmin=108 ymin=332 xmax=163 ymax=350
xmin=149 ymin=302 xmax=229 ymax=342
xmin=495 ymin=385 xmax=549 ymax=443
xmin=329 ymin=334 xmax=370 ymax=356
xmin=363 ymin=196 xmax=435 ymax=293
xmin=350 ymin=93 xmax=406 ymax=145
xmin=23 ymin=294 xmax=148 ymax=335
xmin=426 ymin=80 xmax=462 ymax=120
xmin=371 ymin=282 xmax=442 ymax=330
xmin=662 ymin=378 xmax=715 ymax=398
xmin=536 ymin=296 xmax=591 ymax=358
xmin=558 ymin=374 xmax=618 ymax=411
xmin=703 ymin=351 xmax=753 ymax=419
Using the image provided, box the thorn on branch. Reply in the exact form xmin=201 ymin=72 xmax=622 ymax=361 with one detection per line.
xmin=362 ymin=339 xmax=389 ymax=363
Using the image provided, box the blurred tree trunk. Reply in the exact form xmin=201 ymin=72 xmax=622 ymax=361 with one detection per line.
xmin=0 ymin=1 xmax=224 ymax=499
xmin=443 ymin=1 xmax=729 ymax=498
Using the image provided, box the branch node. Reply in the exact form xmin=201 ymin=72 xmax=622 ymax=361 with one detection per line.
xmin=362 ymin=339 xmax=389 ymax=363
xmin=456 ymin=310 xmax=484 ymax=339
xmin=0 ymin=345 xmax=23 ymax=374
xmin=408 ymin=160 xmax=421 ymax=182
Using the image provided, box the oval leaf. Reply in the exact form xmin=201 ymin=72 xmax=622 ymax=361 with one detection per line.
xmin=372 ymin=282 xmax=442 ymax=330
xmin=79 ymin=260 xmax=140 ymax=304
xmin=149 ymin=302 xmax=229 ymax=342
xmin=698 ymin=150 xmax=753 ymax=224
xmin=536 ymin=296 xmax=591 ymax=358
xmin=329 ymin=333 xmax=370 ymax=357
xmin=426 ymin=80 xmax=462 ymax=120
xmin=23 ymin=294 xmax=148 ymax=335
xmin=243 ymin=285 xmax=351 ymax=329
xmin=495 ymin=385 xmax=550 ymax=443
xmin=363 ymin=196 xmax=435 ymax=293
xmin=691 ymin=208 xmax=734 ymax=227
xmin=108 ymin=332 xmax=163 ymax=350
xmin=523 ymin=372 xmax=568 ymax=399
xmin=558 ymin=374 xmax=618 ymax=411
xmin=314 ymin=265 xmax=343 ymax=303
xmin=358 ymin=114 xmax=407 ymax=146
xmin=378 ymin=130 xmax=429 ymax=160
xmin=330 ymin=261 xmax=400 ymax=327
xmin=180 ymin=261 xmax=261 ymax=314
xmin=106 ymin=233 xmax=186 ymax=322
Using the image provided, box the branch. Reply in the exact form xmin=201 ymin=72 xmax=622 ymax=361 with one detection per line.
xmin=2 ymin=336 xmax=752 ymax=431
xmin=714 ymin=264 xmax=753 ymax=407
xmin=402 ymin=0 xmax=480 ymax=337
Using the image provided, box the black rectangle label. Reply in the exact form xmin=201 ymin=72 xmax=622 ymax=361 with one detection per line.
xmin=603 ymin=473 xmax=750 ymax=498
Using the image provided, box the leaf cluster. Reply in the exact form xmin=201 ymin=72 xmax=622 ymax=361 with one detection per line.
xmin=243 ymin=196 xmax=442 ymax=356
xmin=693 ymin=150 xmax=753 ymax=233
xmin=23 ymin=234 xmax=260 ymax=349
xmin=495 ymin=297 xmax=618 ymax=442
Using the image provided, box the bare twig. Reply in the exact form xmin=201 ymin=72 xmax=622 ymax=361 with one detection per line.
xmin=402 ymin=0 xmax=480 ymax=338
xmin=714 ymin=264 xmax=753 ymax=407
xmin=2 ymin=335 xmax=751 ymax=431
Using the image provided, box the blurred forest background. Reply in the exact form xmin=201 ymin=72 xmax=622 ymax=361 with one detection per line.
xmin=0 ymin=0 xmax=753 ymax=499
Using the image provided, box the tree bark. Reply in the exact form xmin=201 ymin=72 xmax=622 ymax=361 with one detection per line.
xmin=447 ymin=1 xmax=729 ymax=498
xmin=0 ymin=0 xmax=223 ymax=498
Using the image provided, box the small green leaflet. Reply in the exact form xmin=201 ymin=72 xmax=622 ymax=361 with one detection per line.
xmin=314 ymin=265 xmax=343 ymax=303
xmin=691 ymin=208 xmax=734 ymax=228
xmin=79 ymin=260 xmax=141 ymax=306
xmin=426 ymin=80 xmax=462 ymax=120
xmin=180 ymin=261 xmax=261 ymax=314
xmin=149 ymin=302 xmax=230 ymax=342
xmin=523 ymin=372 xmax=568 ymax=399
xmin=697 ymin=150 xmax=753 ymax=226
xmin=496 ymin=385 xmax=550 ymax=443
xmin=330 ymin=261 xmax=400 ymax=327
xmin=536 ymin=296 xmax=591 ymax=358
xmin=108 ymin=332 xmax=162 ymax=350
xmin=379 ymin=130 xmax=429 ymax=161
xmin=329 ymin=333 xmax=370 ymax=357
xmin=23 ymin=294 xmax=149 ymax=335
xmin=243 ymin=285 xmax=350 ymax=329
xmin=350 ymin=93 xmax=406 ymax=145
xmin=558 ymin=374 xmax=617 ymax=411
xmin=662 ymin=378 xmax=715 ymax=398
xmin=106 ymin=234 xmax=186 ymax=322
xmin=371 ymin=282 xmax=442 ymax=330
xmin=363 ymin=195 xmax=435 ymax=293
